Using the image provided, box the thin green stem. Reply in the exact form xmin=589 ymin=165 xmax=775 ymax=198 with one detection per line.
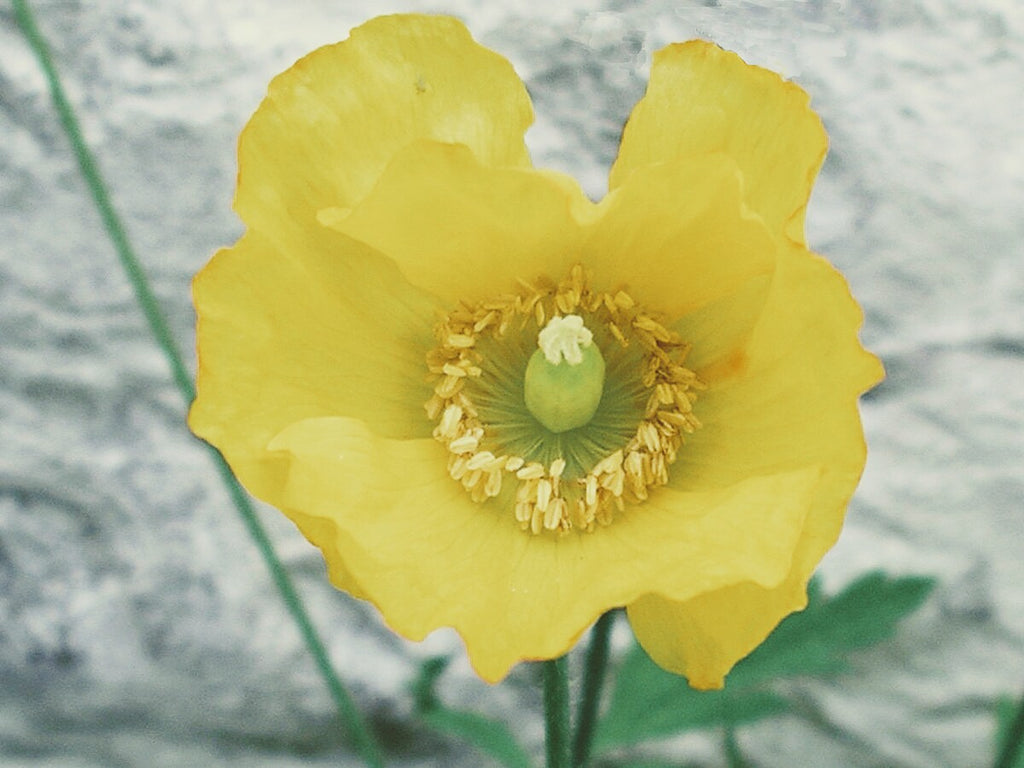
xmin=572 ymin=611 xmax=615 ymax=768
xmin=722 ymin=689 xmax=748 ymax=768
xmin=13 ymin=0 xmax=194 ymax=405
xmin=543 ymin=657 xmax=572 ymax=768
xmin=723 ymin=722 xmax=748 ymax=768
xmin=12 ymin=3 xmax=384 ymax=766
xmin=995 ymin=691 xmax=1024 ymax=768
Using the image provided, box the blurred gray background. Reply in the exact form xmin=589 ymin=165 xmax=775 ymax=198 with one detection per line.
xmin=2 ymin=1 xmax=1022 ymax=766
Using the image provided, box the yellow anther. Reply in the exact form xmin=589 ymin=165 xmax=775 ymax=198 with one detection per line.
xmin=426 ymin=264 xmax=701 ymax=534
xmin=448 ymin=435 xmax=480 ymax=454
xmin=516 ymin=463 xmax=546 ymax=481
xmin=536 ymin=479 xmax=552 ymax=512
xmin=466 ymin=451 xmax=497 ymax=471
xmin=549 ymin=458 xmax=566 ymax=479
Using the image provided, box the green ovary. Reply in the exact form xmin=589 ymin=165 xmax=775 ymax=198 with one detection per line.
xmin=524 ymin=342 xmax=605 ymax=433
xmin=467 ymin=315 xmax=647 ymax=482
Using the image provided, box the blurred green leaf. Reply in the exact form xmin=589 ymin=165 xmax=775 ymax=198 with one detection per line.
xmin=594 ymin=643 xmax=789 ymax=750
xmin=421 ymin=708 xmax=533 ymax=768
xmin=595 ymin=571 xmax=935 ymax=752
xmin=412 ymin=656 xmax=532 ymax=768
xmin=730 ymin=571 xmax=936 ymax=687
xmin=996 ymin=696 xmax=1024 ymax=768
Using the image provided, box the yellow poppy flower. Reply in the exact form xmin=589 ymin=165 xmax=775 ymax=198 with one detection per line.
xmin=189 ymin=14 xmax=883 ymax=690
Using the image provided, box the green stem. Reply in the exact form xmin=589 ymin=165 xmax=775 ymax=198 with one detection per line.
xmin=543 ymin=657 xmax=572 ymax=768
xmin=571 ymin=611 xmax=615 ymax=768
xmin=722 ymin=689 xmax=748 ymax=768
xmin=11 ymin=3 xmax=384 ymax=766
xmin=14 ymin=0 xmax=195 ymax=404
xmin=724 ymin=722 xmax=748 ymax=768
xmin=996 ymin=691 xmax=1024 ymax=768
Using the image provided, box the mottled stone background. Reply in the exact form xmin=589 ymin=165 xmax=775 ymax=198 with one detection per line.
xmin=2 ymin=1 xmax=1022 ymax=766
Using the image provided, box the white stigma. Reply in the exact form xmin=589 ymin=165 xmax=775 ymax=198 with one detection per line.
xmin=537 ymin=314 xmax=593 ymax=366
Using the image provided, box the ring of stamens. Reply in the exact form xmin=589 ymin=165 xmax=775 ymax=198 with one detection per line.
xmin=424 ymin=265 xmax=704 ymax=535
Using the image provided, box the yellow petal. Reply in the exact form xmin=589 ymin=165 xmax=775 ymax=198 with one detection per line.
xmin=188 ymin=226 xmax=439 ymax=505
xmin=266 ymin=415 xmax=823 ymax=682
xmin=584 ymin=153 xmax=775 ymax=320
xmin=234 ymin=14 xmax=534 ymax=249
xmin=285 ymin=507 xmax=371 ymax=601
xmin=610 ymin=41 xmax=827 ymax=245
xmin=632 ymin=244 xmax=883 ymax=688
xmin=628 ymin=443 xmax=866 ymax=690
xmin=670 ymin=272 xmax=773 ymax=372
xmin=675 ymin=242 xmax=883 ymax=491
xmin=627 ymin=574 xmax=808 ymax=690
xmin=324 ymin=141 xmax=593 ymax=305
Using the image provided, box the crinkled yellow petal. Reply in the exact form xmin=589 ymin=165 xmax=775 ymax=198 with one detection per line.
xmin=610 ymin=41 xmax=827 ymax=244
xmin=629 ymin=244 xmax=883 ymax=689
xmin=323 ymin=141 xmax=594 ymax=305
xmin=188 ymin=226 xmax=440 ymax=508
xmin=674 ymin=243 xmax=883 ymax=491
xmin=628 ymin=449 xmax=868 ymax=690
xmin=265 ymin=415 xmax=823 ymax=683
xmin=234 ymin=14 xmax=534 ymax=249
xmin=585 ymin=153 xmax=775 ymax=320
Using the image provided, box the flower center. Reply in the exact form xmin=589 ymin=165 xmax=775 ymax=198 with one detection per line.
xmin=524 ymin=315 xmax=606 ymax=433
xmin=425 ymin=265 xmax=703 ymax=535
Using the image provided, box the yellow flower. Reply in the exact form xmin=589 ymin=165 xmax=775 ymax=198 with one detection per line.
xmin=188 ymin=14 xmax=883 ymax=690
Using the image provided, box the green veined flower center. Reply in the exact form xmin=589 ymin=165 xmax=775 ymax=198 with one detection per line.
xmin=424 ymin=265 xmax=703 ymax=535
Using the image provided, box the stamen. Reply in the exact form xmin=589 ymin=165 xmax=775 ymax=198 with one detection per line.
xmin=425 ymin=264 xmax=703 ymax=535
xmin=436 ymin=404 xmax=463 ymax=438
xmin=505 ymin=456 xmax=525 ymax=472
xmin=466 ymin=451 xmax=497 ymax=471
xmin=448 ymin=434 xmax=479 ymax=454
xmin=516 ymin=462 xmax=545 ymax=480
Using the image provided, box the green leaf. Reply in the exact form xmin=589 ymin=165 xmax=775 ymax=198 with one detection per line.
xmin=996 ymin=696 xmax=1024 ymax=768
xmin=411 ymin=656 xmax=532 ymax=768
xmin=595 ymin=571 xmax=935 ymax=753
xmin=421 ymin=708 xmax=533 ymax=768
xmin=729 ymin=571 xmax=936 ymax=687
xmin=594 ymin=644 xmax=789 ymax=751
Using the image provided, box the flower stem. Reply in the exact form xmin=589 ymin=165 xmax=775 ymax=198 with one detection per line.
xmin=724 ymin=722 xmax=749 ymax=768
xmin=572 ymin=611 xmax=615 ymax=768
xmin=995 ymin=691 xmax=1024 ymax=768
xmin=543 ymin=657 xmax=572 ymax=768
xmin=11 ymin=3 xmax=384 ymax=766
xmin=722 ymin=690 xmax=748 ymax=768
